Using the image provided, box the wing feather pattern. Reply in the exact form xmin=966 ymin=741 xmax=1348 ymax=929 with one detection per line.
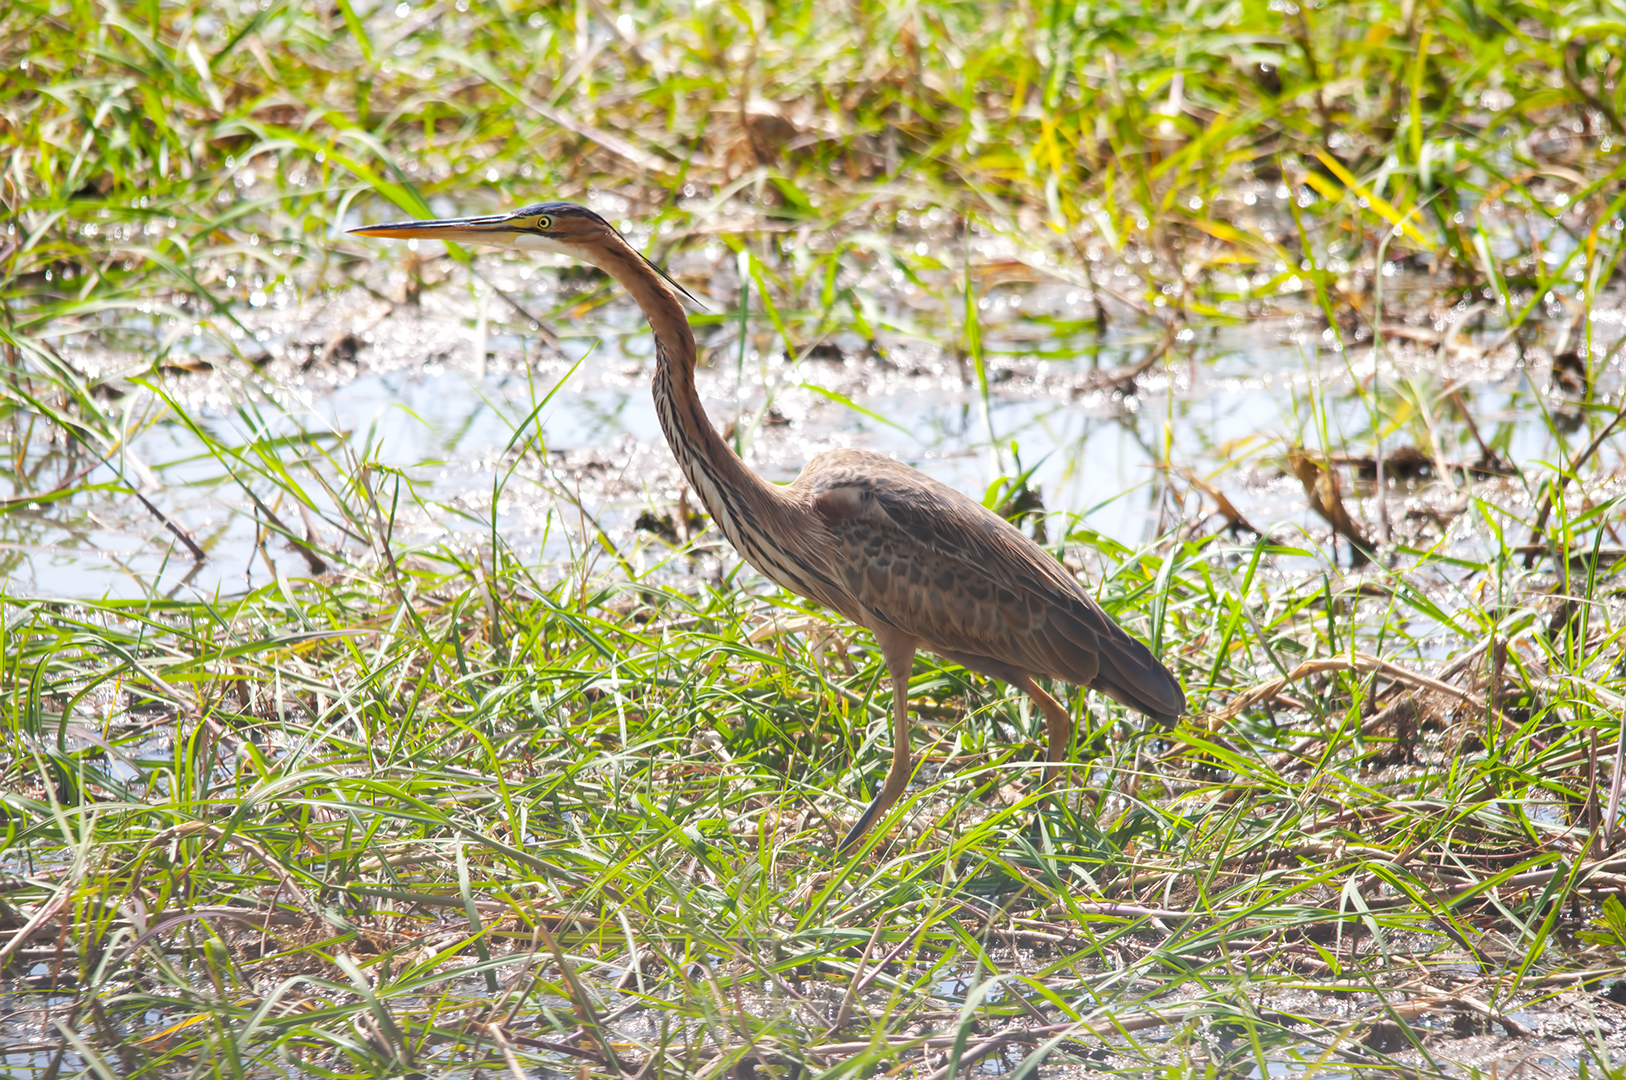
xmin=803 ymin=450 xmax=1184 ymax=724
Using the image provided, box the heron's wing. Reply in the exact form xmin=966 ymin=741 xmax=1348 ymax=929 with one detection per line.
xmin=807 ymin=454 xmax=1184 ymax=723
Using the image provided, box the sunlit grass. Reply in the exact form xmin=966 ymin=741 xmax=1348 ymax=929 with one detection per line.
xmin=6 ymin=502 xmax=1625 ymax=1075
xmin=3 ymin=0 xmax=1626 ymax=1076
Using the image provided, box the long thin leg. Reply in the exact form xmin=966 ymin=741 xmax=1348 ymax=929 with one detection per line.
xmin=839 ymin=629 xmax=918 ymax=851
xmin=1017 ymin=675 xmax=1072 ymax=789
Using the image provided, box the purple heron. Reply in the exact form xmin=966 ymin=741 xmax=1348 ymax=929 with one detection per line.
xmin=351 ymin=203 xmax=1185 ymax=849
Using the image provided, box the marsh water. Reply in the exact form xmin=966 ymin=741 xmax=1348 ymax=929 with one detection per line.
xmin=2 ymin=235 xmax=1619 ymax=600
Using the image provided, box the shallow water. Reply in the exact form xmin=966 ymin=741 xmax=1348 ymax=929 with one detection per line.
xmin=2 ymin=260 xmax=1621 ymax=600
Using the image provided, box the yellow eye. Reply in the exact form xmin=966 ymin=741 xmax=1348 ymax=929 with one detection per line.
xmin=535 ymin=215 xmax=553 ymax=231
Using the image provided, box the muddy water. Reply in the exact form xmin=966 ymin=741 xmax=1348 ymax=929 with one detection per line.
xmin=2 ymin=259 xmax=1619 ymax=599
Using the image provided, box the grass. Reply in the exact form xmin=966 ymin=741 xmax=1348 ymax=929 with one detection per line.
xmin=3 ymin=0 xmax=1626 ymax=1076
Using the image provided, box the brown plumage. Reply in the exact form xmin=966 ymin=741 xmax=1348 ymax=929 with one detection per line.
xmin=352 ymin=202 xmax=1185 ymax=848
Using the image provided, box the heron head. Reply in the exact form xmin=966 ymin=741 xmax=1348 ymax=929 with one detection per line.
xmin=349 ymin=201 xmax=623 ymax=264
xmin=351 ymin=200 xmax=701 ymax=308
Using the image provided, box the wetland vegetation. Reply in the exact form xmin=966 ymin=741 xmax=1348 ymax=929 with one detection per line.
xmin=3 ymin=0 xmax=1626 ymax=1075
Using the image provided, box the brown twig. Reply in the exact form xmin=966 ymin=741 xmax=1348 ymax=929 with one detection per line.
xmin=1287 ymin=448 xmax=1372 ymax=564
xmin=1443 ymin=382 xmax=1511 ymax=473
xmin=128 ymin=484 xmax=207 ymax=562
xmin=243 ymin=490 xmax=332 ymax=575
xmin=536 ymin=920 xmax=630 ymax=1076
xmin=1524 ymin=394 xmax=1626 ymax=566
xmin=1172 ymin=464 xmax=1259 ymax=536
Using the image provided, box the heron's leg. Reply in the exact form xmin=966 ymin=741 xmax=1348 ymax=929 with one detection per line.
xmin=838 ymin=630 xmax=918 ymax=851
xmin=1017 ymin=675 xmax=1072 ymax=790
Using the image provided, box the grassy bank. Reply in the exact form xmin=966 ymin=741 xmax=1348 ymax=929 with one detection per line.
xmin=4 ymin=0 xmax=1626 ymax=1076
xmin=7 ymin=498 xmax=1625 ymax=1076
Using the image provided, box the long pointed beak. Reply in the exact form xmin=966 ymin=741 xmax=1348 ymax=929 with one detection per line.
xmin=348 ymin=214 xmax=518 ymax=244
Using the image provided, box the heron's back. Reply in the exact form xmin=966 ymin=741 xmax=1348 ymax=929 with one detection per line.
xmin=794 ymin=450 xmax=1184 ymax=723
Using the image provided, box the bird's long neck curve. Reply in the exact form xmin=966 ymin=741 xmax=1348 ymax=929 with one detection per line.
xmin=587 ymin=240 xmax=808 ymax=584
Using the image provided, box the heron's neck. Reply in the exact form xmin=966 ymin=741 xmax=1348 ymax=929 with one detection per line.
xmin=593 ymin=246 xmax=786 ymax=539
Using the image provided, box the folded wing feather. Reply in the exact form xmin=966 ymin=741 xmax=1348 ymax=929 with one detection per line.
xmin=804 ymin=450 xmax=1184 ymax=723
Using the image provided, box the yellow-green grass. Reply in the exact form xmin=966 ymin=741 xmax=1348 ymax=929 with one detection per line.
xmin=3 ymin=0 xmax=1626 ymax=1076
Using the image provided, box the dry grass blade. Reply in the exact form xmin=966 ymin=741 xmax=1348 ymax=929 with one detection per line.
xmin=1205 ymin=652 xmax=1488 ymax=727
